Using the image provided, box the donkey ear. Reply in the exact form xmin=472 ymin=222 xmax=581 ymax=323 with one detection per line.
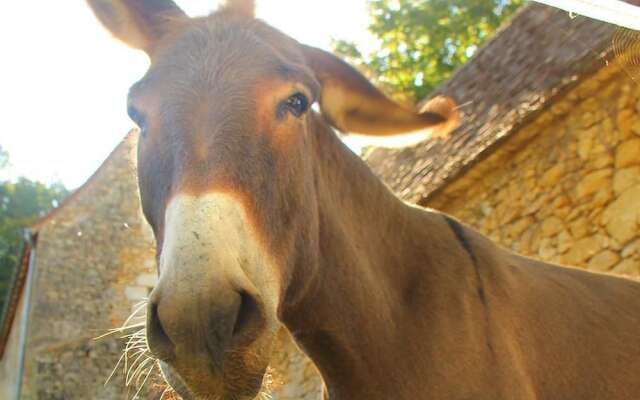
xmin=222 ymin=0 xmax=255 ymax=17
xmin=301 ymin=45 xmax=459 ymax=137
xmin=86 ymin=0 xmax=186 ymax=53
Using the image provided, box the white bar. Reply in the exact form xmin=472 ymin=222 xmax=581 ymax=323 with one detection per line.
xmin=533 ymin=0 xmax=640 ymax=30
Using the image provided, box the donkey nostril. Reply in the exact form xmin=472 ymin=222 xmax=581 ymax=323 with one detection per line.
xmin=147 ymin=302 xmax=175 ymax=361
xmin=232 ymin=291 xmax=262 ymax=338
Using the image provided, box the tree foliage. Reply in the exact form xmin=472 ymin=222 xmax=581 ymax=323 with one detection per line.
xmin=334 ymin=0 xmax=524 ymax=102
xmin=0 ymin=152 xmax=68 ymax=313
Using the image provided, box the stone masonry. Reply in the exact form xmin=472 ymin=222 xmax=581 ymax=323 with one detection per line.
xmin=424 ymin=62 xmax=640 ymax=278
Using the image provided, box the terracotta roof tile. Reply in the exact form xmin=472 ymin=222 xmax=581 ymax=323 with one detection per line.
xmin=0 ymin=238 xmax=34 ymax=359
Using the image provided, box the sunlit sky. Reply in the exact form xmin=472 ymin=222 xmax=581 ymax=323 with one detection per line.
xmin=0 ymin=1 xmax=373 ymax=189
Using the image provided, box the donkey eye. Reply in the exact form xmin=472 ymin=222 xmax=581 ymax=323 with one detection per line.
xmin=127 ymin=105 xmax=148 ymax=136
xmin=282 ymin=92 xmax=310 ymax=118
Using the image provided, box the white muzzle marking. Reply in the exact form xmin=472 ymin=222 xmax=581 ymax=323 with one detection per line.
xmin=160 ymin=193 xmax=281 ymax=329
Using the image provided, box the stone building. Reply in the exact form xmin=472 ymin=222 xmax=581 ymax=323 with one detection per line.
xmin=0 ymin=3 xmax=639 ymax=399
xmin=367 ymin=3 xmax=640 ymax=277
xmin=0 ymin=134 xmax=165 ymax=400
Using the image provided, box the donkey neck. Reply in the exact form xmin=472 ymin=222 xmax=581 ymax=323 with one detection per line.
xmin=282 ymin=114 xmax=494 ymax=399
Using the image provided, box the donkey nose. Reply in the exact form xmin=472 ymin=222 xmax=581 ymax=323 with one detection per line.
xmin=146 ymin=300 xmax=175 ymax=361
xmin=146 ymin=286 xmax=264 ymax=364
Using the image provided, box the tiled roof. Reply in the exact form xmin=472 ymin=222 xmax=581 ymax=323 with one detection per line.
xmin=366 ymin=3 xmax=633 ymax=204
xmin=0 ymin=238 xmax=34 ymax=359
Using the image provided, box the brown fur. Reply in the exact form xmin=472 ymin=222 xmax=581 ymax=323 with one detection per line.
xmin=87 ymin=1 xmax=640 ymax=399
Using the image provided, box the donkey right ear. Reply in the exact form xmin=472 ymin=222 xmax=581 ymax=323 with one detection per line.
xmin=301 ymin=45 xmax=459 ymax=137
xmin=86 ymin=0 xmax=186 ymax=54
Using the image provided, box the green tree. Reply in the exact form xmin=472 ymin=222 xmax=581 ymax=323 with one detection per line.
xmin=334 ymin=0 xmax=524 ymax=102
xmin=0 ymin=151 xmax=68 ymax=312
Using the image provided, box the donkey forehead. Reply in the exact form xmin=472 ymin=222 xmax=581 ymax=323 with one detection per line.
xmin=132 ymin=16 xmax=317 ymax=205
xmin=136 ymin=17 xmax=309 ymax=97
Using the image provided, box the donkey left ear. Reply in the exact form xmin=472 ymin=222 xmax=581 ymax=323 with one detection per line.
xmin=223 ymin=0 xmax=255 ymax=17
xmin=301 ymin=45 xmax=459 ymax=137
xmin=86 ymin=0 xmax=186 ymax=54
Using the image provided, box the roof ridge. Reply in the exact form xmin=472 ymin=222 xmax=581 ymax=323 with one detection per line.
xmin=31 ymin=130 xmax=139 ymax=232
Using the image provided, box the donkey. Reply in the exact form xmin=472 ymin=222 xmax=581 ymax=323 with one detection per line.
xmin=87 ymin=0 xmax=640 ymax=399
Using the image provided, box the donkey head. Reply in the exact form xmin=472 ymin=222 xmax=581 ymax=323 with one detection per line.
xmin=87 ymin=0 xmax=457 ymax=398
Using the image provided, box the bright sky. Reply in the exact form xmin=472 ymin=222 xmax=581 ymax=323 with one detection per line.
xmin=0 ymin=0 xmax=372 ymax=189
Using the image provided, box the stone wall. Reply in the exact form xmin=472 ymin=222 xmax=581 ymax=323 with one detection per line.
xmin=270 ymin=331 xmax=323 ymax=400
xmin=426 ymin=62 xmax=640 ymax=277
xmin=19 ymin=134 xmax=163 ymax=399
xmin=8 ymin=132 xmax=322 ymax=399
